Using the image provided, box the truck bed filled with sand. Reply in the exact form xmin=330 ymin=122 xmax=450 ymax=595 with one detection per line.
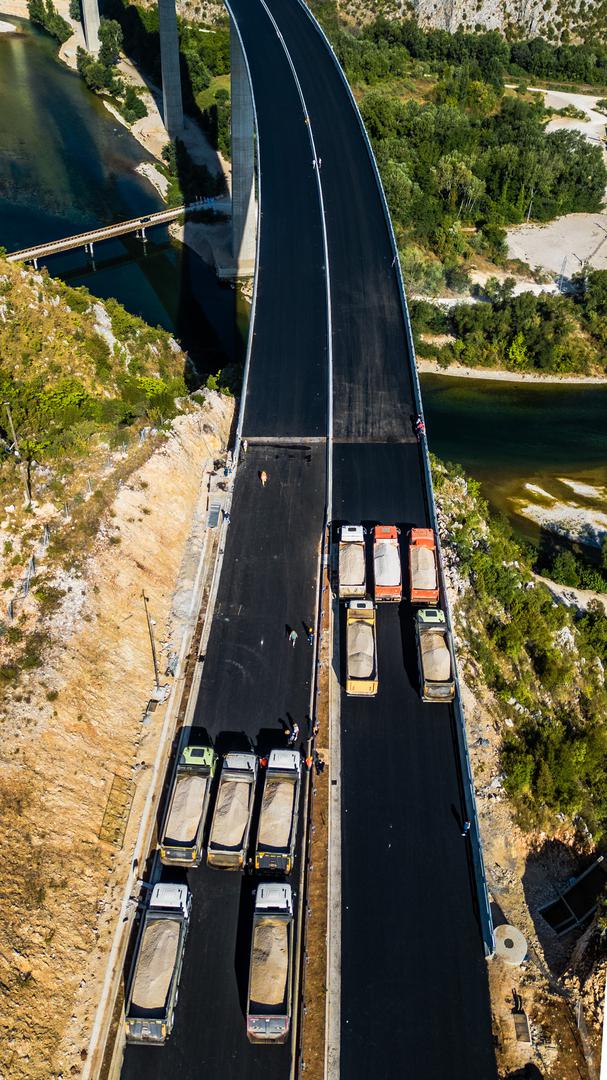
xmin=210 ymin=779 xmax=251 ymax=849
xmin=347 ymin=621 xmax=374 ymax=678
xmin=339 ymin=543 xmax=365 ymax=586
xmin=374 ymin=541 xmax=401 ymax=586
xmin=421 ymin=632 xmax=451 ymax=681
xmin=258 ymin=781 xmax=295 ymax=850
xmin=131 ymin=919 xmax=180 ymax=1015
xmin=411 ymin=545 xmax=437 ymax=592
xmin=163 ymin=774 xmax=208 ymax=845
xmin=250 ymin=919 xmax=289 ymax=1009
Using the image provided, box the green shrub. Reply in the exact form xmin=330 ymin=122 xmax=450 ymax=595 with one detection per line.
xmin=28 ymin=0 xmax=72 ymax=42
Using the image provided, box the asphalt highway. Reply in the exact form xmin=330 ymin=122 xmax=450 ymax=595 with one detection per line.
xmin=122 ymin=449 xmax=325 ymax=1080
xmin=122 ymin=0 xmax=497 ymax=1075
xmin=256 ymin=4 xmax=497 ymax=1076
xmin=121 ymin=0 xmax=328 ymax=1074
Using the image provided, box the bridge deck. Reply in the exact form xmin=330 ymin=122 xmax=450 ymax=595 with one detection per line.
xmin=6 ymin=199 xmax=229 ymax=262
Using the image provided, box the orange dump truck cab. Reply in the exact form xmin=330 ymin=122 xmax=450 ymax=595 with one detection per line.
xmin=373 ymin=525 xmax=402 ymax=602
xmin=408 ymin=528 xmax=439 ymax=605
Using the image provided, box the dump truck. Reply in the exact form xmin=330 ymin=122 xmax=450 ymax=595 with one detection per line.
xmin=338 ymin=525 xmax=366 ymax=599
xmin=346 ymin=600 xmax=378 ymax=697
xmin=125 ymin=882 xmax=191 ymax=1046
xmin=409 ymin=528 xmax=439 ymax=605
xmin=207 ymin=751 xmax=257 ymax=869
xmin=255 ymin=750 xmax=301 ymax=874
xmin=373 ymin=525 xmax=402 ymax=602
xmin=159 ymin=745 xmax=217 ymax=867
xmin=415 ymin=608 xmax=456 ymax=702
xmin=247 ymin=883 xmax=294 ymax=1044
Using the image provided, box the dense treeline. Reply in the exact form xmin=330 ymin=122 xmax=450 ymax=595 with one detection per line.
xmin=433 ymin=458 xmax=607 ymax=838
xmin=364 ymin=85 xmax=606 ymax=291
xmin=343 ymin=18 xmax=607 ymax=87
xmin=27 ymin=0 xmax=71 ymax=44
xmin=323 ymin=15 xmax=607 ymax=291
xmin=412 ymin=270 xmax=607 ymax=374
xmin=76 ymin=16 xmax=148 ymax=123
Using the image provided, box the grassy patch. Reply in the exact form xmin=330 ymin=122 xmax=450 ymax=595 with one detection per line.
xmin=195 ymin=73 xmax=230 ymax=111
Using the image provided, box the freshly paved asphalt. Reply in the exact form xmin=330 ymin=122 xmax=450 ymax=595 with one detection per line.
xmin=228 ymin=0 xmax=327 ymax=439
xmin=257 ymin=4 xmax=497 ymax=1077
xmin=123 ymin=0 xmax=497 ymax=1077
xmin=122 ymin=449 xmax=325 ymax=1080
xmin=121 ymin=0 xmax=327 ymax=1076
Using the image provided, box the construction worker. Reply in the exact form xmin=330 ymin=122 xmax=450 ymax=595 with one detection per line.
xmin=260 ymin=469 xmax=268 ymax=486
xmin=306 ymin=625 xmax=314 ymax=645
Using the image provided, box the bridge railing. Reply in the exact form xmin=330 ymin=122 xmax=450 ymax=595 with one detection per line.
xmin=296 ymin=0 xmax=495 ymax=961
xmin=6 ymin=198 xmax=228 ymax=263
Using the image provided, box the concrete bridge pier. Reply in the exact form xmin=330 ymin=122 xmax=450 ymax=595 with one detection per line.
xmin=158 ymin=0 xmax=184 ymax=138
xmin=225 ymin=20 xmax=256 ymax=278
xmin=81 ymin=0 xmax=100 ymax=55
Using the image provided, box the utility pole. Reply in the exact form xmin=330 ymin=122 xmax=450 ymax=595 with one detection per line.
xmin=142 ymin=590 xmax=160 ymax=690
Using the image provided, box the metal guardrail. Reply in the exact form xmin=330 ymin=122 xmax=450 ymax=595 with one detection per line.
xmin=295 ymin=0 xmax=495 ymax=960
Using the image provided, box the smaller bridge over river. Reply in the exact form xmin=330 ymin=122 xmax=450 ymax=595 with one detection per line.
xmin=6 ymin=198 xmax=229 ymax=268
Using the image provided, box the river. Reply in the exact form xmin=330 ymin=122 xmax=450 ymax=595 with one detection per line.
xmin=0 ymin=15 xmax=244 ymax=377
xmin=421 ymin=374 xmax=607 ymax=547
xmin=1 ymin=16 xmax=606 ymax=545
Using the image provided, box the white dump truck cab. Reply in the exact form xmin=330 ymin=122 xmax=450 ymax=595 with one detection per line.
xmin=125 ymin=882 xmax=192 ymax=1045
xmin=247 ymin=883 xmax=294 ymax=1044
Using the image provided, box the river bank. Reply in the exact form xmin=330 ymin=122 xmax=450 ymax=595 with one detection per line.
xmin=417 ymin=358 xmax=607 ymax=384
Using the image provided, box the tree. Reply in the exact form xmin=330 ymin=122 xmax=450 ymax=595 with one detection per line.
xmin=98 ymin=17 xmax=123 ymax=68
xmin=507 ymin=332 xmax=529 ymax=369
xmin=69 ymin=0 xmax=80 ymax=20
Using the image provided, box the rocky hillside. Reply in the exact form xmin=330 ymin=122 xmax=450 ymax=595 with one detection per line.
xmin=0 ymin=259 xmax=235 ymax=1078
xmin=434 ymin=456 xmax=607 ymax=1076
xmin=334 ymin=0 xmax=607 ymax=45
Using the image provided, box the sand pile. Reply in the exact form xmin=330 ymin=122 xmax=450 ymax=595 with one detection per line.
xmin=131 ymin=920 xmax=180 ymax=1013
xmin=164 ymin=774 xmax=207 ymax=845
xmin=410 ymin=545 xmax=437 ymax=592
xmin=374 ymin=541 xmax=401 ymax=586
xmin=421 ymin=632 xmax=451 ymax=681
xmin=250 ymin=920 xmax=289 ymax=1007
xmin=211 ymin=780 xmax=250 ymax=848
xmin=258 ymin=781 xmax=295 ymax=849
xmin=347 ymin=621 xmax=374 ymax=678
xmin=340 ymin=543 xmax=365 ymax=586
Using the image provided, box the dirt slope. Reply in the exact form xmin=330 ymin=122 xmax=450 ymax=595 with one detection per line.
xmin=0 ymin=395 xmax=233 ymax=1079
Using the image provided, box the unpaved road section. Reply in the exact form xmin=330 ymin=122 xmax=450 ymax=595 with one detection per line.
xmin=0 ymin=394 xmax=233 ymax=1080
